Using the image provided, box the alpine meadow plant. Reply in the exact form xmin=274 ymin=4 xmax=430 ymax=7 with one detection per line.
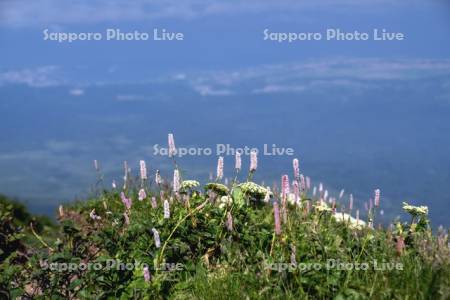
xmin=138 ymin=189 xmax=147 ymax=201
xmin=1 ymin=134 xmax=449 ymax=299
xmin=235 ymin=152 xmax=241 ymax=171
xmin=140 ymin=160 xmax=148 ymax=183
xmin=249 ymin=150 xmax=257 ymax=173
xmin=216 ymin=156 xmax=224 ymax=180
xmin=299 ymin=174 xmax=306 ymax=193
xmin=273 ymin=201 xmax=281 ymax=235
xmin=173 ymin=169 xmax=180 ymax=193
xmin=292 ymin=158 xmax=300 ymax=180
xmin=168 ymin=133 xmax=176 ymax=157
xmin=163 ymin=199 xmax=170 ymax=219
xmin=281 ymin=175 xmax=290 ymax=198
xmin=155 ymin=169 xmax=162 ymax=185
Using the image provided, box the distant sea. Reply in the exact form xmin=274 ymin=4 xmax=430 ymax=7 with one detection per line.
xmin=1 ymin=75 xmax=449 ymax=227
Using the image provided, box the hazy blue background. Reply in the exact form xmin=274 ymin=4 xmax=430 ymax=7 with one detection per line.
xmin=0 ymin=0 xmax=449 ymax=226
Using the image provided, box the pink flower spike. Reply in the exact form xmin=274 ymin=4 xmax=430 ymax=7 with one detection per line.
xmin=164 ymin=200 xmax=170 ymax=219
xmin=151 ymin=197 xmax=158 ymax=208
xmin=300 ymin=175 xmax=306 ymax=192
xmin=273 ymin=202 xmax=281 ymax=235
xmin=374 ymin=189 xmax=381 ymax=207
xmin=217 ymin=156 xmax=224 ymax=180
xmin=173 ymin=169 xmax=180 ymax=193
xmin=139 ymin=160 xmax=147 ymax=181
xmin=152 ymin=228 xmax=161 ymax=248
xmin=235 ymin=152 xmax=242 ymax=170
xmin=138 ymin=189 xmax=147 ymax=201
xmin=143 ymin=266 xmax=151 ymax=282
xmin=281 ymin=175 xmax=290 ymax=198
xmin=120 ymin=192 xmax=132 ymax=210
xmin=250 ymin=150 xmax=258 ymax=172
xmin=168 ymin=133 xmax=176 ymax=157
xmin=292 ymin=180 xmax=299 ymax=204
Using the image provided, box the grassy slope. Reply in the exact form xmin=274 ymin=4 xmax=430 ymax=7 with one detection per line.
xmin=1 ymin=186 xmax=449 ymax=299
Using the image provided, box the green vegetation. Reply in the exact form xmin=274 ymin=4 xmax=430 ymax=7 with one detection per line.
xmin=0 ymin=185 xmax=448 ymax=299
xmin=1 ymin=135 xmax=449 ymax=299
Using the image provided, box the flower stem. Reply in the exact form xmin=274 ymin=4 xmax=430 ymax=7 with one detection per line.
xmin=157 ymin=199 xmax=209 ymax=267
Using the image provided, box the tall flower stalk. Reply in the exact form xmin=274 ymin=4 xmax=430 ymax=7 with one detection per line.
xmin=349 ymin=194 xmax=354 ymax=211
xmin=152 ymin=228 xmax=161 ymax=248
xmin=143 ymin=266 xmax=151 ymax=282
xmin=138 ymin=189 xmax=147 ymax=201
xmin=226 ymin=211 xmax=233 ymax=232
xmin=281 ymin=175 xmax=290 ymax=198
xmin=293 ymin=158 xmax=300 ymax=181
xmin=93 ymin=159 xmax=104 ymax=191
xmin=155 ymin=170 xmax=162 ymax=186
xmin=168 ymin=133 xmax=179 ymax=169
xmin=164 ymin=200 xmax=170 ymax=219
xmin=140 ymin=160 xmax=147 ymax=187
xmin=123 ymin=161 xmax=129 ymax=190
xmin=121 ymin=192 xmax=132 ymax=210
xmin=173 ymin=169 xmax=180 ymax=193
xmin=293 ymin=180 xmax=300 ymax=205
xmin=305 ymin=176 xmax=311 ymax=191
xmin=216 ymin=156 xmax=224 ymax=181
xmin=281 ymin=175 xmax=289 ymax=223
xmin=300 ymin=175 xmax=306 ymax=194
xmin=247 ymin=150 xmax=258 ymax=181
xmin=273 ymin=201 xmax=281 ymax=235
xmin=232 ymin=152 xmax=241 ymax=185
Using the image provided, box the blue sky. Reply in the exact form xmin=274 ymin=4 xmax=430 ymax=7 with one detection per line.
xmin=1 ymin=0 xmax=449 ymax=84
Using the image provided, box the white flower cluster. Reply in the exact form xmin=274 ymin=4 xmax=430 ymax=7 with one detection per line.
xmin=402 ymin=202 xmax=428 ymax=216
xmin=287 ymin=193 xmax=302 ymax=206
xmin=332 ymin=212 xmax=366 ymax=230
xmin=205 ymin=183 xmax=229 ymax=195
xmin=313 ymin=201 xmax=332 ymax=213
xmin=219 ymin=195 xmax=233 ymax=209
xmin=239 ymin=182 xmax=271 ymax=198
xmin=181 ymin=180 xmax=200 ymax=190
